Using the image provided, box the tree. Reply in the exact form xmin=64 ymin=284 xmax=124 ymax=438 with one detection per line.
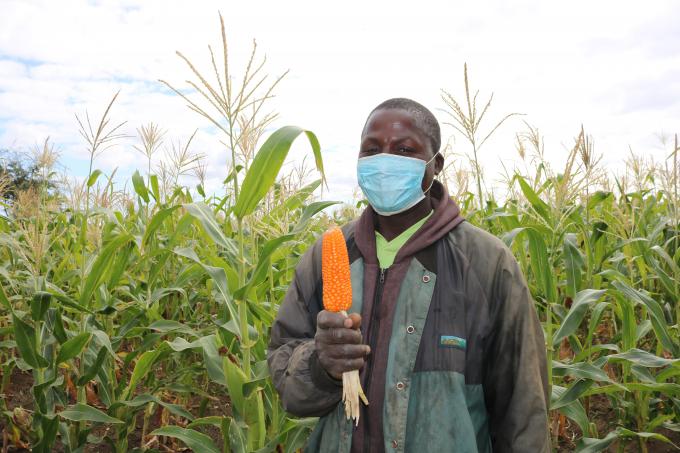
xmin=0 ymin=149 xmax=42 ymax=203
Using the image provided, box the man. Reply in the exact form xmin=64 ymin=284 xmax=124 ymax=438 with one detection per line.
xmin=267 ymin=98 xmax=549 ymax=452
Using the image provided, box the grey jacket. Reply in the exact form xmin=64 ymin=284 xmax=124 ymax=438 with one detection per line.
xmin=267 ymin=182 xmax=550 ymax=452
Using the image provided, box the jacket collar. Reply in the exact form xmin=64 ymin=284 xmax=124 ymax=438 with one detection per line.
xmin=354 ymin=180 xmax=465 ymax=265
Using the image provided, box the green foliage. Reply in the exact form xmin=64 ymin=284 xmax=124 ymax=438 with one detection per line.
xmin=1 ymin=17 xmax=678 ymax=453
xmin=0 ymin=149 xmax=43 ymax=202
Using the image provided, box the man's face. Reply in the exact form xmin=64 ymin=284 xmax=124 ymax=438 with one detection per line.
xmin=359 ymin=108 xmax=443 ymax=192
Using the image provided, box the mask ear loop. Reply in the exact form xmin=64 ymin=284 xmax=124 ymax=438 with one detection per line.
xmin=423 ymin=151 xmax=440 ymax=194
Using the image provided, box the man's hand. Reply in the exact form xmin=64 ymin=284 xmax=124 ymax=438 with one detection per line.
xmin=315 ymin=311 xmax=370 ymax=380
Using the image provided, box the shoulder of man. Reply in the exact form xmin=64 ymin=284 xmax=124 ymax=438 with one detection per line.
xmin=445 ymin=221 xmax=523 ymax=298
xmin=447 ymin=220 xmax=512 ymax=262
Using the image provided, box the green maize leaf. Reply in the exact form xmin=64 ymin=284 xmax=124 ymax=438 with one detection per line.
xmin=275 ymin=179 xmax=322 ymax=214
xmin=612 ymin=280 xmax=678 ymax=355
xmin=597 ymin=268 xmax=626 ymax=282
xmin=148 ymin=319 xmax=197 ymax=337
xmin=198 ymin=335 xmax=226 ymax=385
xmin=651 ymin=244 xmax=680 ymax=274
xmin=551 ymin=379 xmax=594 ymax=410
xmin=292 ymin=201 xmax=339 ymax=234
xmin=646 ymin=255 xmax=678 ymax=300
xmin=235 ymin=233 xmax=296 ymax=299
xmin=184 ymin=202 xmax=238 ymax=255
xmin=586 ymin=301 xmax=609 ymax=340
xmin=233 ymin=126 xmax=324 ymax=219
xmin=246 ymin=300 xmax=275 ymax=328
xmin=581 ymin=382 xmax=680 ymax=397
xmin=501 ymin=226 xmax=525 ymax=248
xmin=150 ymin=174 xmax=160 ymax=201
xmin=214 ymin=318 xmax=259 ymax=343
xmin=0 ymin=283 xmax=11 ymax=311
xmin=51 ymin=308 xmax=67 ymax=343
xmin=59 ymin=404 xmax=124 ymax=424
xmin=131 ymin=170 xmax=149 ymax=202
xmin=87 ymin=169 xmax=103 ymax=188
xmin=590 ymin=220 xmax=608 ymax=244
xmin=77 ymin=347 xmax=108 ymax=385
xmin=187 ymin=416 xmax=224 ymax=429
xmin=586 ymin=191 xmax=612 ymax=210
xmin=110 ymin=393 xmax=194 ymax=421
xmin=552 ymin=385 xmax=591 ymax=436
xmin=635 ymin=319 xmax=653 ymax=342
xmin=165 ymin=336 xmax=203 ymax=352
xmin=281 ymin=420 xmax=316 ymax=453
xmin=12 ymin=314 xmax=48 ymax=369
xmin=224 ymin=355 xmax=247 ymax=417
xmin=630 ymin=364 xmax=656 ymax=383
xmin=553 ymin=289 xmax=606 ymax=346
xmin=91 ymin=329 xmax=115 ymax=357
xmin=528 ymin=228 xmax=556 ymax=301
xmin=223 ymin=164 xmax=244 ymax=186
xmin=575 ymin=429 xmax=619 ymax=453
xmin=563 ymin=234 xmax=584 ymax=298
xmin=56 ymin=332 xmax=92 ymax=365
xmin=123 ymin=349 xmax=163 ymax=400
xmin=174 ymin=246 xmax=240 ymax=336
xmin=142 ymin=205 xmax=180 ymax=246
xmin=657 ymin=365 xmax=680 ymax=382
xmin=170 ymin=335 xmax=227 ymax=385
xmin=33 ymin=414 xmax=59 ymax=453
xmin=513 ymin=174 xmax=552 ymax=225
xmin=552 ymin=361 xmax=613 ymax=383
xmin=646 ymin=414 xmax=676 ymax=432
xmin=228 ymin=417 xmax=249 ymax=453
xmin=243 ymin=375 xmax=269 ymax=399
xmin=40 ymin=290 xmax=93 ymax=314
xmin=30 ymin=292 xmax=51 ymax=322
xmin=612 ymin=291 xmax=637 ymax=351
xmin=0 ymin=340 xmax=16 ymax=348
xmin=607 ymin=348 xmax=679 ymax=367
xmin=150 ymin=426 xmax=220 ymax=453
xmin=107 ymin=241 xmax=134 ymax=289
xmin=576 ymin=427 xmax=678 ymax=453
xmin=504 ymin=225 xmax=556 ymax=302
xmin=79 ymin=233 xmax=133 ymax=307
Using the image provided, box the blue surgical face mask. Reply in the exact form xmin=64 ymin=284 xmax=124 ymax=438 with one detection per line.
xmin=357 ymin=152 xmax=438 ymax=216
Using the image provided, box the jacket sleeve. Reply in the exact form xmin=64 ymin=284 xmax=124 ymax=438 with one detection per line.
xmin=267 ymin=240 xmax=343 ymax=417
xmin=483 ymin=247 xmax=550 ymax=452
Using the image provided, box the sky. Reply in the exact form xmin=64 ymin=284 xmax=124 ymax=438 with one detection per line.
xmin=1 ymin=0 xmax=679 ymax=203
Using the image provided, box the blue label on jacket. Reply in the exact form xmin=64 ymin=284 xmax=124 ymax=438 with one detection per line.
xmin=439 ymin=335 xmax=467 ymax=350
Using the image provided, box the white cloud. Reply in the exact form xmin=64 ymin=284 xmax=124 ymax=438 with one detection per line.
xmin=1 ymin=0 xmax=679 ymax=204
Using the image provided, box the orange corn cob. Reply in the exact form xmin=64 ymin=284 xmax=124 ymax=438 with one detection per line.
xmin=321 ymin=227 xmax=368 ymax=424
xmin=322 ymin=228 xmax=352 ymax=313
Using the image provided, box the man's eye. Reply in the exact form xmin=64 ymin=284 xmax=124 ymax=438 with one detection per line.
xmin=362 ymin=147 xmax=379 ymax=153
xmin=398 ymin=146 xmax=414 ymax=153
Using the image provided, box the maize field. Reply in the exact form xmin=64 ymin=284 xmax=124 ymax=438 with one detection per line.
xmin=1 ymin=16 xmax=679 ymax=453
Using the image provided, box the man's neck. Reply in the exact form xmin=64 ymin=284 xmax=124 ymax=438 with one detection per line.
xmin=374 ymin=196 xmax=434 ymax=242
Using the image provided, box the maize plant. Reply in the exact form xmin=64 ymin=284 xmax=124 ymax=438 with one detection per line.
xmin=1 ymin=16 xmax=679 ymax=453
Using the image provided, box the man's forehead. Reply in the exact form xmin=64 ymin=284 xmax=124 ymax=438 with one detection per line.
xmin=363 ymin=109 xmax=421 ymax=135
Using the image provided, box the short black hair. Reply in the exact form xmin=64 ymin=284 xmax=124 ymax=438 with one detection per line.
xmin=363 ymin=98 xmax=441 ymax=155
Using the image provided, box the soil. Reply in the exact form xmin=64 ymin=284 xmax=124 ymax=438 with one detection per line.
xmin=555 ymin=394 xmax=680 ymax=452
xmin=0 ymin=369 xmax=231 ymax=452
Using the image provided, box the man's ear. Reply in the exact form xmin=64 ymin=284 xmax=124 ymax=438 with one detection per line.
xmin=434 ymin=152 xmax=444 ymax=175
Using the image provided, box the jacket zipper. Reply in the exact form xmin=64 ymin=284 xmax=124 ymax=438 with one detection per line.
xmin=363 ymin=267 xmax=387 ymax=453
